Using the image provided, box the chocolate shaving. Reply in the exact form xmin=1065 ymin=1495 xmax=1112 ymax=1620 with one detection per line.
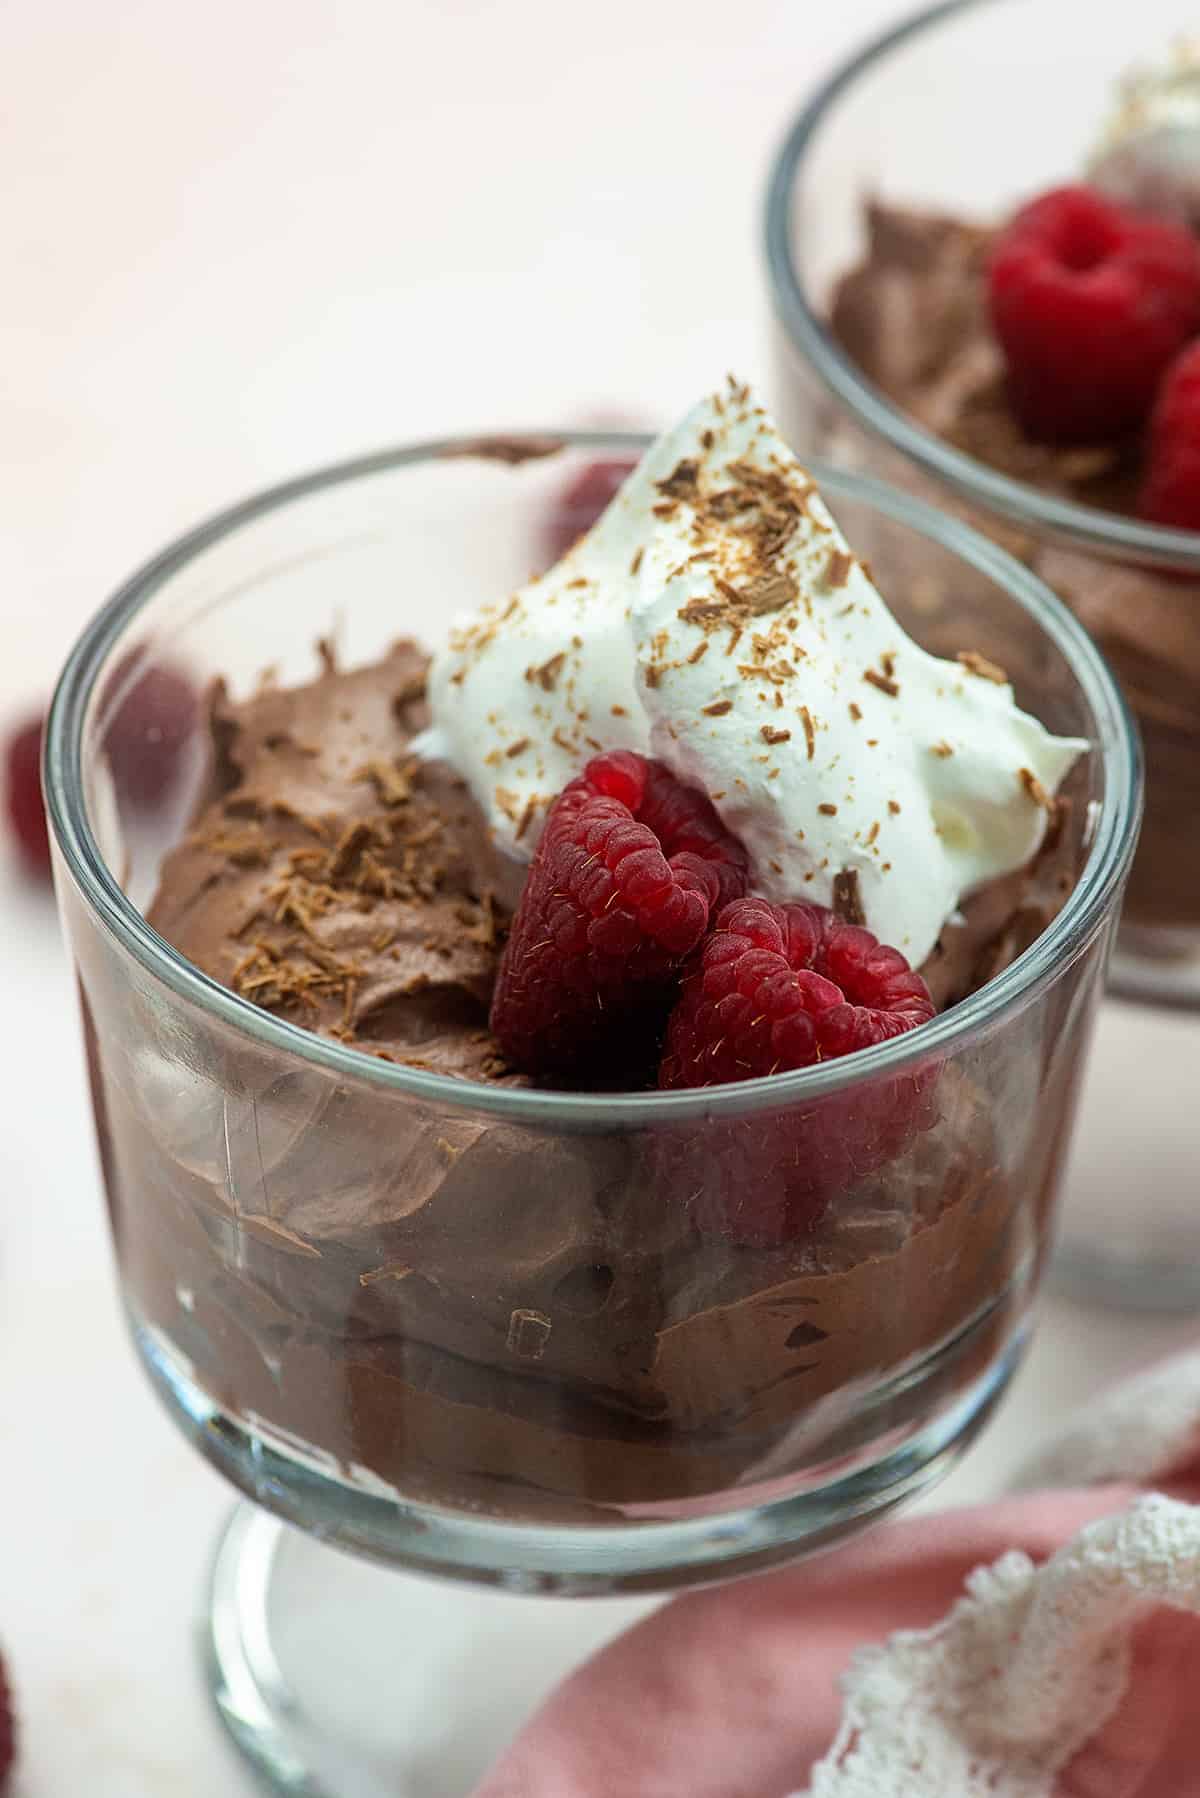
xmin=358 ymin=759 xmax=412 ymax=806
xmin=703 ymin=699 xmax=733 ymax=716
xmin=760 ymin=725 xmax=791 ymax=745
xmin=864 ymin=668 xmax=900 ymax=698
xmin=231 ymin=937 xmax=362 ymax=1018
xmin=656 ymin=459 xmax=700 ymax=500
xmin=958 ymin=650 xmax=1008 ymax=685
xmin=526 ymin=652 xmax=567 ymax=691
xmin=677 ymin=598 xmax=728 ymax=625
xmin=820 ymin=548 xmax=854 ymax=592
xmin=465 ymin=888 xmax=500 ymax=947
xmin=1018 ymin=767 xmax=1053 ymax=810
xmin=798 ymin=706 xmax=816 ymax=760
xmin=708 ymin=459 xmax=807 ymax=559
xmin=329 ymin=820 xmax=375 ymax=880
xmin=195 ymin=823 xmax=272 ymax=868
xmin=739 ymin=569 xmax=799 ymax=616
xmin=340 ymin=976 xmax=359 ymax=1031
xmin=515 ymin=795 xmax=541 ymax=841
xmin=832 ymin=869 xmax=866 ymax=925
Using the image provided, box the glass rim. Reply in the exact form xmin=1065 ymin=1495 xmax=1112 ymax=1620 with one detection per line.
xmin=762 ymin=0 xmax=1200 ymax=571
xmin=44 ymin=428 xmax=1141 ymax=1126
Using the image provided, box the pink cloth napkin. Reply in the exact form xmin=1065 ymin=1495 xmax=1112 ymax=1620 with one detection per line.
xmin=473 ymin=1348 xmax=1200 ymax=1798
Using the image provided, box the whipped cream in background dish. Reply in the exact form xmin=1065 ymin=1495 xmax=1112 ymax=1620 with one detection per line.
xmin=417 ymin=384 xmax=1086 ymax=966
xmin=1090 ymin=39 xmax=1200 ymax=228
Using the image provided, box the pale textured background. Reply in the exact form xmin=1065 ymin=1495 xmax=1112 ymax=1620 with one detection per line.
xmin=2 ymin=3 xmax=1198 ymax=1792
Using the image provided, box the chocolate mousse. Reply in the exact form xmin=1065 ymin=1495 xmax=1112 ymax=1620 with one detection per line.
xmin=100 ymin=623 xmax=1088 ymax=1518
xmin=830 ymin=200 xmax=1200 ymax=937
xmin=147 ymin=641 xmax=514 ymax=1082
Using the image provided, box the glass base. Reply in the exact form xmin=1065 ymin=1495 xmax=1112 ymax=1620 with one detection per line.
xmin=204 ymin=1503 xmax=660 ymax=1798
xmin=203 ymin=1316 xmax=1017 ymax=1798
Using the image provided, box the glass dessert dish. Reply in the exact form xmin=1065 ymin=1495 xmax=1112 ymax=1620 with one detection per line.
xmin=45 ymin=431 xmax=1137 ymax=1797
xmin=763 ymin=0 xmax=1200 ymax=1012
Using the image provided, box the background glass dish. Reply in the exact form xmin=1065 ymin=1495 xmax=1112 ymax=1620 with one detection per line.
xmin=45 ymin=434 xmax=1138 ymax=1796
xmin=764 ymin=0 xmax=1199 ymax=1009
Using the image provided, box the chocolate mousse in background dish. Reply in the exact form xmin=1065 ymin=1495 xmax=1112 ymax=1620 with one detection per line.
xmin=98 ymin=384 xmax=1101 ymax=1520
xmin=828 ymin=182 xmax=1200 ymax=946
xmin=767 ymin=29 xmax=1200 ymax=984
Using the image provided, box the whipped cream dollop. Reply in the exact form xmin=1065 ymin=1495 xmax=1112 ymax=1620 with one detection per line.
xmin=418 ymin=384 xmax=1086 ymax=965
xmin=1090 ymin=40 xmax=1200 ymax=228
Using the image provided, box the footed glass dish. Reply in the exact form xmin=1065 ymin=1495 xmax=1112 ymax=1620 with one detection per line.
xmin=45 ymin=433 xmax=1138 ymax=1794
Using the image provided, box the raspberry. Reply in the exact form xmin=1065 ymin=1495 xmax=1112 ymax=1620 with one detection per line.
xmin=0 ymin=1649 xmax=14 ymax=1792
xmin=660 ymin=897 xmax=933 ymax=1084
xmin=103 ymin=658 xmax=197 ymax=808
xmin=1138 ymin=340 xmax=1200 ymax=530
xmin=987 ymin=185 xmax=1200 ymax=443
xmin=490 ymin=751 xmax=748 ymax=1078
xmin=542 ymin=457 xmax=638 ymax=564
xmin=4 ymin=714 xmax=50 ymax=880
xmin=2 ymin=664 xmax=195 ymax=882
xmin=658 ymin=897 xmax=937 ymax=1244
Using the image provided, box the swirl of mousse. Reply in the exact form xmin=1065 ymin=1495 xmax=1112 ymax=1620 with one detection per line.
xmin=416 ymin=383 xmax=1086 ymax=967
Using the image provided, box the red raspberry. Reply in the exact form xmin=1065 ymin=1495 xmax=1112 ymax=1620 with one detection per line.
xmin=103 ymin=658 xmax=197 ymax=808
xmin=542 ymin=457 xmax=638 ymax=563
xmin=490 ymin=751 xmax=748 ymax=1078
xmin=1138 ymin=340 xmax=1200 ymax=530
xmin=660 ymin=897 xmax=933 ymax=1084
xmin=987 ymin=185 xmax=1200 ymax=444
xmin=4 ymin=714 xmax=50 ymax=880
xmin=0 ymin=1649 xmax=14 ymax=1791
xmin=659 ymin=897 xmax=937 ymax=1244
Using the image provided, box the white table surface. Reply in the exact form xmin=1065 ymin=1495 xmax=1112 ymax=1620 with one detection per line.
xmin=3 ymin=4 xmax=1199 ymax=1793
